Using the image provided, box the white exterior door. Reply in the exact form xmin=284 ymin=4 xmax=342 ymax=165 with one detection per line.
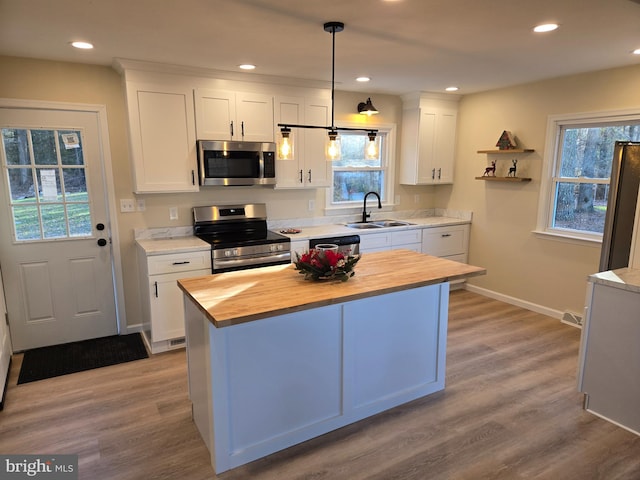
xmin=0 ymin=107 xmax=118 ymax=351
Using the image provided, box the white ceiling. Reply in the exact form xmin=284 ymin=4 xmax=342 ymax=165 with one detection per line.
xmin=2 ymin=0 xmax=640 ymax=95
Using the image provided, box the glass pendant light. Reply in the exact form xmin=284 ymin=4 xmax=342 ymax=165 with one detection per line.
xmin=326 ymin=130 xmax=341 ymax=160
xmin=365 ymin=131 xmax=379 ymax=159
xmin=277 ymin=127 xmax=293 ymax=160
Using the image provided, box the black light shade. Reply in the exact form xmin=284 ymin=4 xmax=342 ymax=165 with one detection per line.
xmin=358 ymin=98 xmax=379 ymax=115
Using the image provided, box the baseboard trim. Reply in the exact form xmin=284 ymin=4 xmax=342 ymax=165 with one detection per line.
xmin=464 ymin=284 xmax=563 ymax=321
xmin=126 ymin=324 xmax=143 ymax=334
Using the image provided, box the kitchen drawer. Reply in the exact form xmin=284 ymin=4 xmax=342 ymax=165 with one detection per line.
xmin=360 ymin=232 xmax=392 ymax=252
xmin=392 ymin=229 xmax=422 ymax=246
xmin=147 ymin=250 xmax=210 ymax=275
xmin=422 ymin=225 xmax=469 ymax=257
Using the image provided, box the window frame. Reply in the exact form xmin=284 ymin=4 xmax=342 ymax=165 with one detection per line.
xmin=325 ymin=122 xmax=396 ymax=212
xmin=535 ymin=108 xmax=640 ymax=244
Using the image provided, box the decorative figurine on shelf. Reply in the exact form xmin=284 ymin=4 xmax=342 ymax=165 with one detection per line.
xmin=483 ymin=160 xmax=496 ymax=177
xmin=496 ymin=130 xmax=517 ymax=150
xmin=507 ymin=159 xmax=518 ymax=177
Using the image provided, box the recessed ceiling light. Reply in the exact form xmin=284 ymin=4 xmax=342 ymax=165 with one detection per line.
xmin=633 ymin=48 xmax=640 ymax=55
xmin=356 ymin=76 xmax=371 ymax=82
xmin=238 ymin=64 xmax=256 ymax=70
xmin=71 ymin=41 xmax=94 ymax=49
xmin=445 ymin=86 xmax=459 ymax=92
xmin=533 ymin=23 xmax=558 ymax=33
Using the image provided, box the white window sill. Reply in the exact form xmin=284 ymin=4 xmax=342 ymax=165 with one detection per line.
xmin=532 ymin=229 xmax=602 ymax=248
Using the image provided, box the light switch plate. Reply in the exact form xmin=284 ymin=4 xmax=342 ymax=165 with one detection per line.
xmin=120 ymin=199 xmax=135 ymax=213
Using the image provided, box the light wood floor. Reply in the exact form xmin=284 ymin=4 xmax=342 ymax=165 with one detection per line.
xmin=2 ymin=290 xmax=639 ymax=479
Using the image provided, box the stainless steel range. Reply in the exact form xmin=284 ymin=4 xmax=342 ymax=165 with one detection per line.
xmin=193 ymin=204 xmax=291 ymax=273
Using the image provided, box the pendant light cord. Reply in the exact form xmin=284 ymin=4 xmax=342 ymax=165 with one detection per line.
xmin=330 ymin=24 xmax=336 ymax=131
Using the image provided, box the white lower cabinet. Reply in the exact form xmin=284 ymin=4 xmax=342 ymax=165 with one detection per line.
xmin=390 ymin=229 xmax=422 ymax=252
xmin=421 ymin=224 xmax=470 ymax=262
xmin=138 ymin=248 xmax=210 ymax=353
xmin=359 ymin=232 xmax=393 ymax=253
xmin=290 ymin=240 xmax=309 ymax=260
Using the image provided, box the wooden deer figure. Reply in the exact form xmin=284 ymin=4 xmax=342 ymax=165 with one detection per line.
xmin=507 ymin=159 xmax=518 ymax=177
xmin=483 ymin=160 xmax=496 ymax=177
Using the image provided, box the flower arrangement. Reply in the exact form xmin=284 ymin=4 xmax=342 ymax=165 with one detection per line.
xmin=294 ymin=248 xmax=360 ymax=282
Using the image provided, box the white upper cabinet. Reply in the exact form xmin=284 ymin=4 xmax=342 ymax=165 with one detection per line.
xmin=125 ymin=82 xmax=198 ymax=193
xmin=194 ymin=88 xmax=274 ymax=142
xmin=400 ymin=93 xmax=459 ymax=185
xmin=274 ymin=96 xmax=332 ymax=189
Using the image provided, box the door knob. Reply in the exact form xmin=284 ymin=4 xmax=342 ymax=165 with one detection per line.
xmin=97 ymin=238 xmax=107 ymax=247
xmin=96 ymin=223 xmax=105 ymax=231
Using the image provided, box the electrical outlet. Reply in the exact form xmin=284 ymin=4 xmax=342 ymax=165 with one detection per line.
xmin=414 ymin=194 xmax=421 ymax=204
xmin=136 ymin=199 xmax=146 ymax=212
xmin=169 ymin=207 xmax=178 ymax=220
xmin=120 ymin=199 xmax=135 ymax=213
xmin=308 ymin=199 xmax=315 ymax=212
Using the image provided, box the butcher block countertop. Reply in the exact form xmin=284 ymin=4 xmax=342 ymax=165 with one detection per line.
xmin=177 ymin=249 xmax=486 ymax=328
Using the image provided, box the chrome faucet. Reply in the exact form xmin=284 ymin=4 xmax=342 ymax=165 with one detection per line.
xmin=362 ymin=191 xmax=382 ymax=223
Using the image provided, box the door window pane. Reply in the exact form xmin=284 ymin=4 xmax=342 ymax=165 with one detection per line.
xmin=1 ymin=127 xmax=93 ymax=242
xmin=2 ymin=129 xmax=31 ymax=166
xmin=67 ymin=203 xmax=92 ymax=236
xmin=12 ymin=205 xmax=40 ymax=241
xmin=41 ymin=204 xmax=67 ymax=239
xmin=63 ymin=168 xmax=88 ymax=201
xmin=31 ymin=130 xmax=58 ymax=165
xmin=37 ymin=168 xmax=62 ymax=202
xmin=59 ymin=131 xmax=84 ymax=166
xmin=7 ymin=167 xmax=35 ymax=201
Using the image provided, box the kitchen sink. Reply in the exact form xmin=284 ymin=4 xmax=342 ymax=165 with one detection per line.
xmin=345 ymin=222 xmax=383 ymax=229
xmin=345 ymin=219 xmax=415 ymax=229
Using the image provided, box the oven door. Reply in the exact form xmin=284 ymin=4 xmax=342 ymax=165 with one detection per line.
xmin=212 ymin=248 xmax=291 ymax=273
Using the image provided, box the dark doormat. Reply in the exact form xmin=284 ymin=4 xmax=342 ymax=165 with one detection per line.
xmin=17 ymin=333 xmax=149 ymax=385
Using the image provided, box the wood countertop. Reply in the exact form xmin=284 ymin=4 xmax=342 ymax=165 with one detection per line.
xmin=177 ymin=249 xmax=486 ymax=328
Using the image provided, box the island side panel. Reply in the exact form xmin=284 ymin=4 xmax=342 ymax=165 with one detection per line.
xmin=184 ymin=281 xmax=451 ymax=474
xmin=184 ymin=296 xmax=215 ymax=464
xmin=343 ymin=283 xmax=449 ymax=419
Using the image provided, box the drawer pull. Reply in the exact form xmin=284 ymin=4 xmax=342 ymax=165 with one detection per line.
xmin=441 ymin=233 xmax=452 ymax=237
xmin=172 ymin=261 xmax=191 ymax=265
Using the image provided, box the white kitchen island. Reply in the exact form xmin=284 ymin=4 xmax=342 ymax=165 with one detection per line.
xmin=578 ymin=267 xmax=640 ymax=436
xmin=178 ymin=250 xmax=485 ymax=474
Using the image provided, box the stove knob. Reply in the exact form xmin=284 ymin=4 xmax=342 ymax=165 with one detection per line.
xmin=233 ymin=249 xmax=240 ymax=256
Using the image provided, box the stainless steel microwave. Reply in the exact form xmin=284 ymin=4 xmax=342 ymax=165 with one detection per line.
xmin=197 ymin=140 xmax=276 ymax=186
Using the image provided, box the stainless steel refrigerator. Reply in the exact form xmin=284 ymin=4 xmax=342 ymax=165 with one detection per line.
xmin=599 ymin=141 xmax=640 ymax=271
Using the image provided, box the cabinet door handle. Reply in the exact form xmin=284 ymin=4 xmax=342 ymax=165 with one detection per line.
xmin=441 ymin=233 xmax=452 ymax=237
xmin=241 ymin=121 xmax=245 ymax=137
xmin=230 ymin=121 xmax=234 ymax=137
xmin=308 ymin=169 xmax=312 ymax=183
xmin=438 ymin=168 xmax=442 ymax=179
xmin=299 ymin=169 xmax=303 ymax=183
xmin=172 ymin=261 xmax=191 ymax=265
xmin=154 ymin=281 xmax=158 ymax=298
xmin=431 ymin=168 xmax=436 ymax=180
xmin=191 ymin=169 xmax=195 ymax=185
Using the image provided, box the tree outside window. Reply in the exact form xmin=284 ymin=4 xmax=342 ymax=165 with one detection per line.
xmin=331 ymin=131 xmax=387 ymax=204
xmin=545 ymin=120 xmax=640 ymax=239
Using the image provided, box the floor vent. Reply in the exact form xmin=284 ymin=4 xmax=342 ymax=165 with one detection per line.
xmin=170 ymin=337 xmax=186 ymax=346
xmin=561 ymin=311 xmax=583 ymax=329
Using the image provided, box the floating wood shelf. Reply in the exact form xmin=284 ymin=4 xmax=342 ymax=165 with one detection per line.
xmin=475 ymin=176 xmax=531 ymax=182
xmin=477 ymin=149 xmax=535 ymax=154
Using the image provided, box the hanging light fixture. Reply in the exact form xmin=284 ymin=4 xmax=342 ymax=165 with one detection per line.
xmin=365 ymin=131 xmax=379 ymax=159
xmin=357 ymin=98 xmax=379 ymax=116
xmin=277 ymin=21 xmax=378 ymax=162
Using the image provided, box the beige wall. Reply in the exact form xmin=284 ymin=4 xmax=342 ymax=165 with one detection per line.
xmin=440 ymin=64 xmax=640 ymax=315
xmin=4 ymin=54 xmax=640 ymax=327
xmin=0 ymin=56 xmax=421 ymax=330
